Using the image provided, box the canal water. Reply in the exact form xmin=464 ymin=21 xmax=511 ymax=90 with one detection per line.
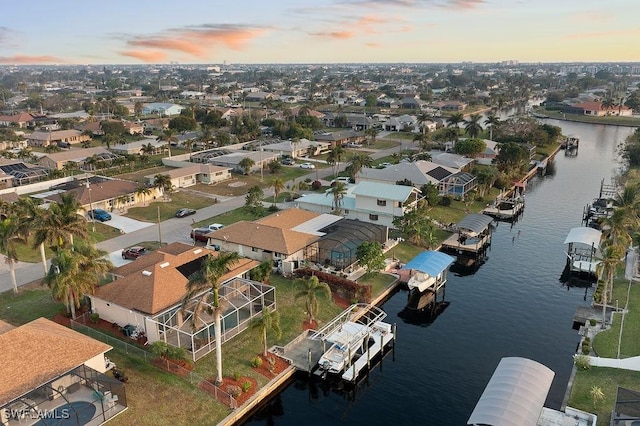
xmin=242 ymin=121 xmax=637 ymax=426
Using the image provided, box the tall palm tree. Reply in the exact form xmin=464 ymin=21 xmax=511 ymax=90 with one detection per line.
xmin=327 ymin=181 xmax=347 ymax=213
xmin=484 ymin=114 xmax=500 ymax=141
xmin=413 ymin=132 xmax=432 ymax=152
xmin=44 ymin=241 xmax=112 ymax=318
xmin=464 ymin=113 xmax=483 ymax=139
xmin=295 ymin=275 xmax=331 ymax=324
xmin=56 ymin=193 xmax=88 ymax=247
xmin=596 ymin=239 xmax=624 ymax=329
xmin=326 ymin=145 xmax=344 ymax=177
xmin=345 ymin=152 xmax=373 ymax=180
xmin=157 ymin=129 xmax=178 ymax=159
xmin=270 ymin=177 xmax=285 ymax=206
xmin=417 ymin=112 xmax=432 ymax=136
xmin=15 ymin=197 xmax=49 ymax=273
xmin=0 ymin=217 xmax=23 ymax=293
xmin=447 ymin=112 xmax=464 ymax=129
xmin=180 ymin=252 xmax=240 ymax=385
xmin=365 ymin=128 xmax=379 ymax=147
xmin=251 ymin=307 xmax=282 ymax=357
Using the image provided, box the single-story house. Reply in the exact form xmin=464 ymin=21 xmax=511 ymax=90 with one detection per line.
xmin=76 ymin=121 xmax=104 ymax=136
xmin=314 ymin=130 xmax=366 ymax=148
xmin=0 ymin=112 xmax=35 ymax=128
xmin=44 ymin=178 xmax=155 ymax=213
xmin=109 ymin=139 xmax=166 ymax=156
xmin=200 ymin=150 xmax=279 ymax=174
xmin=144 ymin=163 xmax=231 ymax=188
xmin=123 ymin=121 xmax=144 ymax=135
xmin=206 ymin=208 xmax=344 ymax=274
xmin=26 ymin=130 xmax=90 ymax=148
xmin=572 ymin=101 xmax=633 ymax=117
xmin=260 ymin=138 xmax=330 ymax=158
xmin=90 ymin=242 xmax=269 ymax=361
xmin=38 ymin=147 xmax=117 ymax=171
xmin=141 ymin=103 xmax=184 ymax=116
xmin=429 ymin=151 xmax=475 ymax=171
xmin=295 ymin=181 xmax=422 ymax=229
xmin=0 ymin=318 xmax=127 ymax=424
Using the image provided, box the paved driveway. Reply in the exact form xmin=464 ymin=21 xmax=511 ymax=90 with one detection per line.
xmin=96 ymin=212 xmax=154 ymax=234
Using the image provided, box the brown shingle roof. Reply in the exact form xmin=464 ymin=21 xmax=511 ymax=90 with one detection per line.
xmin=96 ymin=244 xmax=259 ymax=315
xmin=208 ymin=220 xmax=320 ymax=255
xmin=46 ymin=179 xmax=138 ymax=205
xmin=0 ymin=318 xmax=111 ymax=406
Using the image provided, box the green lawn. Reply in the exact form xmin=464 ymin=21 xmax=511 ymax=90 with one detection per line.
xmin=593 ymin=278 xmax=640 ymax=358
xmin=125 ymin=192 xmax=216 ymax=222
xmin=0 ymin=287 xmax=64 ymax=325
xmin=568 ymin=367 xmax=640 ymax=425
xmin=369 ymin=139 xmax=402 ymax=149
xmin=358 ymin=272 xmax=397 ymax=296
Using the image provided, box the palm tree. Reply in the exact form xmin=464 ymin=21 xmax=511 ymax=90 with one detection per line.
xmin=447 ymin=112 xmax=464 ymax=129
xmin=365 ymin=128 xmax=379 ymax=147
xmin=44 ymin=242 xmax=112 ymax=319
xmin=0 ymin=217 xmax=23 ymax=293
xmin=596 ymin=239 xmax=624 ymax=329
xmin=413 ymin=132 xmax=432 ymax=152
xmin=15 ymin=197 xmax=48 ymax=274
xmin=484 ymin=114 xmax=500 ymax=141
xmin=326 ymin=145 xmax=344 ymax=177
xmin=295 ymin=275 xmax=332 ymax=324
xmin=345 ymin=152 xmax=373 ymax=180
xmin=141 ymin=143 xmax=156 ymax=157
xmin=464 ymin=113 xmax=483 ymax=139
xmin=327 ymin=181 xmax=347 ymax=213
xmin=153 ymin=174 xmax=172 ymax=200
xmin=251 ymin=307 xmax=282 ymax=357
xmin=271 ymin=177 xmax=285 ymax=206
xmin=135 ymin=185 xmax=152 ymax=206
xmin=180 ymin=252 xmax=240 ymax=385
xmin=417 ymin=112 xmax=432 ymax=136
xmin=157 ymin=129 xmax=178 ymax=159
xmin=56 ymin=193 xmax=88 ymax=247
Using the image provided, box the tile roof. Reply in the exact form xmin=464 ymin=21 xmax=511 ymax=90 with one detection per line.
xmin=39 ymin=147 xmax=112 ymax=163
xmin=208 ymin=220 xmax=320 ymax=255
xmin=96 ymin=243 xmax=259 ymax=315
xmin=0 ymin=318 xmax=111 ymax=407
xmin=256 ymin=208 xmax=322 ymax=228
xmin=0 ymin=113 xmax=35 ymax=123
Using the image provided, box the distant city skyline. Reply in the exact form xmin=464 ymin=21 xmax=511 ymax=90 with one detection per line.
xmin=1 ymin=0 xmax=639 ymax=65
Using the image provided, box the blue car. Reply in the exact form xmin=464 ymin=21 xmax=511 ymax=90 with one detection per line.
xmin=88 ymin=209 xmax=111 ymax=222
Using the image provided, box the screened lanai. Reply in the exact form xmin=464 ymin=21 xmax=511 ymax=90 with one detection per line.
xmin=150 ymin=278 xmax=276 ymax=362
xmin=313 ymin=220 xmax=388 ymax=270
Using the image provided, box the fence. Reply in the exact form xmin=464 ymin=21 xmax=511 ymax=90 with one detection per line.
xmin=70 ymin=318 xmax=237 ymax=409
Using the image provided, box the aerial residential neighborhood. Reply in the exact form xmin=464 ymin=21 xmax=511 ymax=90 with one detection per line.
xmin=1 ymin=44 xmax=640 ymax=426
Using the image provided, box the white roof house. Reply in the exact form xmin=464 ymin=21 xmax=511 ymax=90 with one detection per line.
xmin=296 ymin=181 xmax=421 ymax=229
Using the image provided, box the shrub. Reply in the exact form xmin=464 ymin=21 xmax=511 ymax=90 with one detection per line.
xmin=295 ymin=268 xmax=372 ymax=302
xmin=149 ymin=341 xmax=171 ymax=358
xmin=242 ymin=381 xmax=252 ymax=393
xmin=233 ymin=371 xmax=241 ymax=381
xmin=439 ymin=196 xmax=452 ymax=206
xmin=574 ymin=354 xmax=591 ymax=370
xmin=167 ymin=346 xmax=187 ymax=362
xmin=267 ymin=205 xmax=279 ymax=212
xmin=582 ymin=346 xmax=590 ymax=355
xmin=251 ymin=356 xmax=263 ymax=368
xmin=589 ymin=319 xmax=597 ymax=327
xmin=226 ymin=385 xmax=241 ymax=398
xmin=89 ymin=313 xmax=100 ymax=324
xmin=311 ymin=180 xmax=322 ymax=190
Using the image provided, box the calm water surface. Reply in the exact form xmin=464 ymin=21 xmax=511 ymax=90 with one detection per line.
xmin=243 ymin=121 xmax=636 ymax=426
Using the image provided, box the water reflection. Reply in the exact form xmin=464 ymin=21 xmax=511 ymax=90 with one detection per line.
xmin=398 ymin=288 xmax=451 ymax=327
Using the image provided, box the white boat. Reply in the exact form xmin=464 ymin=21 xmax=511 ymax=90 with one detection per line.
xmin=482 ymin=195 xmax=525 ymax=220
xmin=401 ymin=251 xmax=455 ymax=293
xmin=314 ymin=304 xmax=394 ymax=379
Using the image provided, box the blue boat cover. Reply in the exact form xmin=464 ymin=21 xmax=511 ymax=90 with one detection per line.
xmin=401 ymin=251 xmax=455 ymax=276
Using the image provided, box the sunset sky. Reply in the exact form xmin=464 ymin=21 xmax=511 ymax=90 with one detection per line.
xmin=1 ymin=0 xmax=638 ymax=65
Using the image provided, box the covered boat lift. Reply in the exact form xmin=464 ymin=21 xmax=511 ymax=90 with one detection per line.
xmin=442 ymin=213 xmax=494 ymax=255
xmin=467 ymin=357 xmax=555 ymax=426
xmin=401 ymin=251 xmax=455 ymax=293
xmin=563 ymin=226 xmax=602 ymax=277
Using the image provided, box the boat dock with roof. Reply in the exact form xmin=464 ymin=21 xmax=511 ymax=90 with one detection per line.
xmin=442 ymin=213 xmax=494 ymax=256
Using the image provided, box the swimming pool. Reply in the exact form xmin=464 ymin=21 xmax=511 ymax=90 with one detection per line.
xmin=32 ymin=401 xmax=96 ymax=426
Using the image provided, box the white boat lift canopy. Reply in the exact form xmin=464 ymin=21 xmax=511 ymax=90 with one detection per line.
xmin=467 ymin=357 xmax=555 ymax=426
xmin=563 ymin=227 xmax=602 ymax=247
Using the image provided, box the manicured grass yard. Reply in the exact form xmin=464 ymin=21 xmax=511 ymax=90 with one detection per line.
xmin=0 ymin=286 xmax=64 ymax=325
xmin=125 ymin=192 xmax=216 ymax=222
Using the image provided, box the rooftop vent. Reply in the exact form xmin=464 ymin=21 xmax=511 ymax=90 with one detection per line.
xmin=193 ymin=249 xmax=202 ymax=255
xmin=142 ymin=270 xmax=152 ymax=276
xmin=159 ymin=262 xmax=170 ymax=268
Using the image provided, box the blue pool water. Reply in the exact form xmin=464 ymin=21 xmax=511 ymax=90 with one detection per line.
xmin=33 ymin=401 xmax=97 ymax=426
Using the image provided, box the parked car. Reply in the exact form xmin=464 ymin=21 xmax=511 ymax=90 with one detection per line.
xmin=88 ymin=209 xmax=111 ymax=222
xmin=175 ymin=208 xmax=196 ymax=218
xmin=281 ymin=157 xmax=295 ymax=165
xmin=299 ymin=162 xmax=315 ymax=169
xmin=190 ymin=227 xmax=211 ymax=242
xmin=331 ymin=176 xmax=351 ymax=186
xmin=208 ymin=223 xmax=224 ymax=231
xmin=122 ymin=246 xmax=147 ymax=260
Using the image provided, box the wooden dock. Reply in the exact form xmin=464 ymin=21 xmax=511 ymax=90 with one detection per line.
xmin=441 ymin=233 xmax=491 ymax=255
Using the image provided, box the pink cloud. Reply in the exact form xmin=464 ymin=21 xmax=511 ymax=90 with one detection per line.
xmin=312 ymin=30 xmax=355 ymax=39
xmin=445 ymin=0 xmax=484 ymax=9
xmin=0 ymin=55 xmax=65 ymax=64
xmin=119 ymin=50 xmax=168 ymax=63
xmin=572 ymin=11 xmax=613 ymax=23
